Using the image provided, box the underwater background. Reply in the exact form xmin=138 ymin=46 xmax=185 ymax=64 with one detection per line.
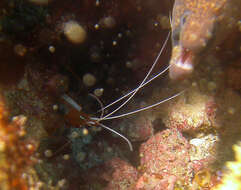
xmin=0 ymin=0 xmax=240 ymax=189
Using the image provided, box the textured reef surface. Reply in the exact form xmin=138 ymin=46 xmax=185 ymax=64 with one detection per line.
xmin=0 ymin=0 xmax=240 ymax=190
xmin=169 ymin=0 xmax=241 ymax=80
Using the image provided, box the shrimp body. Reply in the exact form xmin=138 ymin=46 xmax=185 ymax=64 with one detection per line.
xmin=60 ymin=32 xmax=184 ymax=152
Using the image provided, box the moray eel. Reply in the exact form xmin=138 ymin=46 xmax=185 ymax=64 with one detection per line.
xmin=169 ymin=0 xmax=241 ymax=80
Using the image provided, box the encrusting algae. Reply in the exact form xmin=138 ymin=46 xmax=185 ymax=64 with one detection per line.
xmin=0 ymin=94 xmax=36 ymax=190
xmin=212 ymin=142 xmax=241 ymax=190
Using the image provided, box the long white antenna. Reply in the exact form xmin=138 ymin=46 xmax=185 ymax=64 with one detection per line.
xmin=169 ymin=11 xmax=173 ymax=29
xmin=99 ymin=21 xmax=174 ymax=113
xmin=99 ymin=32 xmax=170 ymax=121
xmin=88 ymin=93 xmax=104 ymax=119
xmin=93 ymin=91 xmax=184 ymax=121
xmin=98 ymin=63 xmax=171 ymax=113
xmin=98 ymin=123 xmax=133 ymax=151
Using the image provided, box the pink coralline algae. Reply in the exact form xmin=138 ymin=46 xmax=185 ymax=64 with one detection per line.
xmin=162 ymin=91 xmax=218 ymax=133
xmin=135 ymin=172 xmax=177 ymax=190
xmin=138 ymin=129 xmax=193 ymax=189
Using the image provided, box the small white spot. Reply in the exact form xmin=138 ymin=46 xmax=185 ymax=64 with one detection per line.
xmin=118 ymin=33 xmax=123 ymax=38
xmin=176 ymin=59 xmax=193 ymax=70
xmin=94 ymin=24 xmax=100 ymax=30
xmin=83 ymin=73 xmax=96 ymax=87
xmin=82 ymin=128 xmax=89 ymax=135
xmin=192 ymin=82 xmax=197 ymax=87
xmin=58 ymin=179 xmax=67 ymax=188
xmin=100 ymin=16 xmax=116 ymax=29
xmin=49 ymin=45 xmax=55 ymax=53
xmin=63 ymin=154 xmax=70 ymax=160
xmin=190 ymin=138 xmax=205 ymax=147
xmin=63 ymin=21 xmax=87 ymax=44
xmin=106 ymin=147 xmax=112 ymax=152
xmin=95 ymin=0 xmax=100 ymax=6
xmin=94 ymin=88 xmax=104 ymax=97
xmin=126 ymin=61 xmax=133 ymax=68
xmin=53 ymin=104 xmax=58 ymax=111
xmin=112 ymin=40 xmax=117 ymax=46
xmin=44 ymin=149 xmax=53 ymax=158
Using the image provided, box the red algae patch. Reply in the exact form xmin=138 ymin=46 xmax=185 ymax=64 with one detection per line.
xmin=138 ymin=129 xmax=192 ymax=188
xmin=162 ymin=90 xmax=218 ymax=133
xmin=135 ymin=172 xmax=177 ymax=190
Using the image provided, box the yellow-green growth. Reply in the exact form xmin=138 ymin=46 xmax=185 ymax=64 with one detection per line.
xmin=212 ymin=142 xmax=241 ymax=190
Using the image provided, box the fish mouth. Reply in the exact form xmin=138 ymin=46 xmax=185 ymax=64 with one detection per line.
xmin=169 ymin=46 xmax=194 ymax=80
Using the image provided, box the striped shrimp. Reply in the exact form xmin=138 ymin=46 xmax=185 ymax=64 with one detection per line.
xmin=60 ymin=31 xmax=184 ymax=152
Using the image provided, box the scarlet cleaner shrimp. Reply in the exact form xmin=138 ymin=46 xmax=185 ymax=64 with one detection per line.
xmin=61 ymin=32 xmax=184 ymax=151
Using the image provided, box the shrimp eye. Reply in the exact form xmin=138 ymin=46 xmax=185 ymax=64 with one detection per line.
xmin=180 ymin=11 xmax=190 ymax=27
xmin=171 ymin=11 xmax=191 ymax=46
xmin=172 ymin=28 xmax=180 ymax=46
